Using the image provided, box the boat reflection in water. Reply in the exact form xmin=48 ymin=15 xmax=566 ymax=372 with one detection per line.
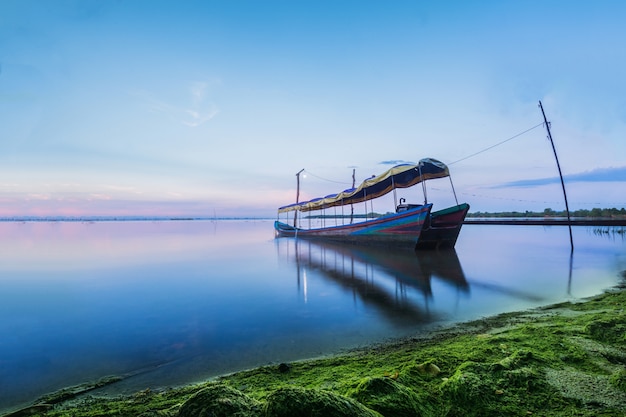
xmin=278 ymin=238 xmax=470 ymax=327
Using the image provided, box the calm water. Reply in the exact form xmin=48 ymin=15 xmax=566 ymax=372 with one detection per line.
xmin=1 ymin=220 xmax=625 ymax=412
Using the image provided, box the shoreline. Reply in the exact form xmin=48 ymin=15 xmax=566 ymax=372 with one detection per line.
xmin=4 ymin=276 xmax=626 ymax=417
xmin=464 ymin=218 xmax=626 ymax=226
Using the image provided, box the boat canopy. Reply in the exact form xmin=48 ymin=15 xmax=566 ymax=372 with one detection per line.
xmin=278 ymin=158 xmax=449 ymax=213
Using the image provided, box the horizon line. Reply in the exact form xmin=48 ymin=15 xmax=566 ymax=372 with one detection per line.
xmin=0 ymin=215 xmax=276 ymax=222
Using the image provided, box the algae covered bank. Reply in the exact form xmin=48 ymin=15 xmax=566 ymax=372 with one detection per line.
xmin=8 ymin=279 xmax=626 ymax=417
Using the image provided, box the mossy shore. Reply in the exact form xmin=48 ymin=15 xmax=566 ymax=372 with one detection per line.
xmin=5 ymin=279 xmax=626 ymax=417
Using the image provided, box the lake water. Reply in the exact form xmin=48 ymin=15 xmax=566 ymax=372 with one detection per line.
xmin=1 ymin=220 xmax=625 ymax=412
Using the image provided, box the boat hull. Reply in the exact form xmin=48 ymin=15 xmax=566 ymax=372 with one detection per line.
xmin=274 ymin=204 xmax=432 ymax=247
xmin=414 ymin=203 xmax=470 ymax=250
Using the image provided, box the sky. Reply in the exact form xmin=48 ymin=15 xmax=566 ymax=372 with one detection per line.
xmin=1 ymin=0 xmax=625 ymax=218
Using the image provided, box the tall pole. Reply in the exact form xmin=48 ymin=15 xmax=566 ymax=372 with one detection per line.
xmin=539 ymin=101 xmax=574 ymax=251
xmin=294 ymin=169 xmax=304 ymax=227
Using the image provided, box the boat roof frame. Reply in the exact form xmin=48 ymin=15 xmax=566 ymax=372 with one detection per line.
xmin=278 ymin=158 xmax=449 ymax=214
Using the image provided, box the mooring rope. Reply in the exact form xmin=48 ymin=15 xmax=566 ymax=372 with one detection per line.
xmin=302 ymin=122 xmax=545 ymax=184
xmin=302 ymin=170 xmax=352 ymax=185
xmin=448 ymin=122 xmax=544 ymax=166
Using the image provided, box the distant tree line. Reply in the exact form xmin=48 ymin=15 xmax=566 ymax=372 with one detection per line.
xmin=468 ymin=208 xmax=626 ymax=219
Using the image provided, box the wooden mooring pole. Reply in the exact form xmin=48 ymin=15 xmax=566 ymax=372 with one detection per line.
xmin=539 ymin=100 xmax=574 ymax=252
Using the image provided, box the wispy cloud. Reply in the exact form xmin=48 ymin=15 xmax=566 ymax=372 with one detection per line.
xmin=190 ymin=81 xmax=207 ymax=104
xmin=182 ymin=106 xmax=218 ymax=127
xmin=134 ymin=81 xmax=219 ymax=127
xmin=494 ymin=166 xmax=626 ymax=188
xmin=88 ymin=193 xmax=112 ymax=200
xmin=182 ymin=81 xmax=219 ymax=127
xmin=102 ymin=184 xmax=145 ymax=195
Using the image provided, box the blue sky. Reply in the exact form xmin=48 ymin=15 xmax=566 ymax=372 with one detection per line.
xmin=1 ymin=0 xmax=625 ymax=217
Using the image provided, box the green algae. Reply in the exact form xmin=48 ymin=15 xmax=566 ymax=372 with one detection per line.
xmin=7 ymin=287 xmax=626 ymax=417
xmin=178 ymin=384 xmax=261 ymax=417
xmin=263 ymin=387 xmax=382 ymax=417
xmin=610 ymin=369 xmax=626 ymax=393
xmin=585 ymin=315 xmax=626 ymax=344
xmin=36 ymin=376 xmax=123 ymax=405
xmin=348 ymin=376 xmax=435 ymax=417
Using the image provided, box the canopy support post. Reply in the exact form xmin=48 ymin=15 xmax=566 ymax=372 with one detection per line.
xmin=363 ymin=190 xmax=368 ymax=219
xmin=350 ymin=169 xmax=355 ymax=224
xmin=418 ymin=165 xmax=428 ymax=204
xmin=539 ymin=100 xmax=573 ymax=252
xmin=341 ymin=200 xmax=345 ymax=225
xmin=449 ymin=175 xmax=459 ymax=205
xmin=294 ymin=168 xmax=305 ymax=228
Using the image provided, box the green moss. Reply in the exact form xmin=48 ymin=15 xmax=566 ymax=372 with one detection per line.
xmin=36 ymin=376 xmax=123 ymax=405
xmin=24 ymin=289 xmax=626 ymax=417
xmin=413 ymin=360 xmax=441 ymax=377
xmin=263 ymin=387 xmax=382 ymax=417
xmin=501 ymin=366 xmax=543 ymax=390
xmin=42 ymin=385 xmax=200 ymax=417
xmin=441 ymin=366 xmax=492 ymax=404
xmin=492 ymin=349 xmax=535 ymax=370
xmin=348 ymin=377 xmax=435 ymax=417
xmin=610 ymin=369 xmax=626 ymax=392
xmin=558 ymin=340 xmax=589 ymax=364
xmin=177 ymin=383 xmax=261 ymax=417
xmin=585 ymin=316 xmax=626 ymax=344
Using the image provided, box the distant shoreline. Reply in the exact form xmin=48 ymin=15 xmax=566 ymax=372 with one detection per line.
xmin=0 ymin=216 xmax=625 ymax=227
xmin=464 ymin=218 xmax=626 ymax=227
xmin=0 ymin=217 xmax=274 ymax=222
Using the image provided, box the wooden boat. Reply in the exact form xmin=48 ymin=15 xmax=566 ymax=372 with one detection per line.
xmin=414 ymin=203 xmax=470 ymax=250
xmin=274 ymin=158 xmax=469 ymax=249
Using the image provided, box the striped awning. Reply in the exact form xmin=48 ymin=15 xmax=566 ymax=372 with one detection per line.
xmin=278 ymin=158 xmax=449 ymax=213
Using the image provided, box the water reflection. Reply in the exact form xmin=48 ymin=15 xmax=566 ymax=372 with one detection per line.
xmin=1 ymin=221 xmax=624 ymax=414
xmin=279 ymin=239 xmax=469 ymax=327
xmin=0 ymin=220 xmax=224 ymax=271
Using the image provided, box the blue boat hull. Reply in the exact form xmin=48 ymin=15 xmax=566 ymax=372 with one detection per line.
xmin=274 ymin=204 xmax=432 ymax=247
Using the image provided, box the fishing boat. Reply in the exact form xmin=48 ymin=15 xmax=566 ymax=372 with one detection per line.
xmin=274 ymin=158 xmax=469 ymax=249
xmin=414 ymin=202 xmax=470 ymax=250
